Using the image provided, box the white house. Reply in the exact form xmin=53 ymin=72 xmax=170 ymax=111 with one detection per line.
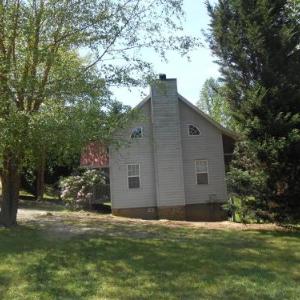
xmin=108 ymin=75 xmax=236 ymax=221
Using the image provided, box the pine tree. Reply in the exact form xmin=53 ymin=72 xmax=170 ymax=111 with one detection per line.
xmin=207 ymin=0 xmax=300 ymax=222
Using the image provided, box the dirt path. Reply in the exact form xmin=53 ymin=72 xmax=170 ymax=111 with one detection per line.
xmin=16 ymin=206 xmax=289 ymax=240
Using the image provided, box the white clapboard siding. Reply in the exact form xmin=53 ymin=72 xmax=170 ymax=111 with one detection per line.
xmin=110 ymin=78 xmax=230 ymax=210
xmin=110 ymin=101 xmax=156 ymax=209
xmin=179 ymin=100 xmax=228 ymax=204
xmin=150 ymin=79 xmax=186 ymax=207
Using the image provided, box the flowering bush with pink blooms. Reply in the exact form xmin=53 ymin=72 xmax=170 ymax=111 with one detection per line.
xmin=60 ymin=170 xmax=107 ymax=210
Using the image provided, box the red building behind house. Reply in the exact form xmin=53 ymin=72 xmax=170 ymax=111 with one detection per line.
xmin=80 ymin=142 xmax=109 ymax=168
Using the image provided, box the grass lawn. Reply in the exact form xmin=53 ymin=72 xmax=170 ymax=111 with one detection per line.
xmin=18 ymin=186 xmax=60 ymax=202
xmin=0 ymin=210 xmax=299 ymax=300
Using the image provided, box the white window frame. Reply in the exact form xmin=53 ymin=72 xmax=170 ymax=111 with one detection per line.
xmin=187 ymin=124 xmax=201 ymax=136
xmin=130 ymin=127 xmax=144 ymax=139
xmin=195 ymin=160 xmax=209 ymax=185
xmin=127 ymin=163 xmax=141 ymax=189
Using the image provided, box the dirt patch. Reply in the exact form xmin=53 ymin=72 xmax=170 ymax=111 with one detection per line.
xmin=16 ymin=207 xmax=291 ymax=240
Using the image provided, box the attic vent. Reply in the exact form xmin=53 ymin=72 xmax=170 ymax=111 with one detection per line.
xmin=159 ymin=74 xmax=166 ymax=80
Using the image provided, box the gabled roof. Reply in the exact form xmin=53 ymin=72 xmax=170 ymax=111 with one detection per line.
xmin=178 ymin=94 xmax=238 ymax=140
xmin=134 ymin=93 xmax=238 ymax=140
xmin=135 ymin=95 xmax=151 ymax=110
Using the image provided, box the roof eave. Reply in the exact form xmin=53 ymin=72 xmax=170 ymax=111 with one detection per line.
xmin=132 ymin=93 xmax=239 ymax=140
xmin=178 ymin=94 xmax=239 ymax=140
xmin=134 ymin=95 xmax=151 ymax=110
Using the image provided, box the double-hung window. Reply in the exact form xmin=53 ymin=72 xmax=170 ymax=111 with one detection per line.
xmin=128 ymin=164 xmax=140 ymax=189
xmin=195 ymin=160 xmax=209 ymax=184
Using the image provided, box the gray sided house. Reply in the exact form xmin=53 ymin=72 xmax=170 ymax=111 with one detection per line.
xmin=109 ymin=75 xmax=236 ymax=221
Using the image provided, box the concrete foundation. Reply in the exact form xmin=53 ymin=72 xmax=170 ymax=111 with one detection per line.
xmin=185 ymin=203 xmax=227 ymax=221
xmin=112 ymin=203 xmax=227 ymax=221
xmin=112 ymin=206 xmax=158 ymax=220
xmin=157 ymin=206 xmax=186 ymax=220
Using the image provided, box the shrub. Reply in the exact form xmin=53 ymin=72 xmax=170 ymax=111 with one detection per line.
xmin=60 ymin=169 xmax=107 ymax=210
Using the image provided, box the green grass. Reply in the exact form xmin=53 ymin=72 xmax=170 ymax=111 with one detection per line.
xmin=18 ymin=200 xmax=66 ymax=212
xmin=18 ymin=185 xmax=60 ymax=201
xmin=0 ymin=218 xmax=299 ymax=299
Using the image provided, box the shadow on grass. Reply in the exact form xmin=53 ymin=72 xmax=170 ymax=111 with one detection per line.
xmin=19 ymin=201 xmax=112 ymax=214
xmin=19 ymin=200 xmax=66 ymax=212
xmin=92 ymin=203 xmax=112 ymax=214
xmin=0 ymin=223 xmax=299 ymax=300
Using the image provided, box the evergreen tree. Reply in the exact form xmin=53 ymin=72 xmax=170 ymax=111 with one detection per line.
xmin=207 ymin=0 xmax=300 ymax=221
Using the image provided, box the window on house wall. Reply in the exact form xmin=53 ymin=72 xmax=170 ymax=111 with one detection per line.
xmin=131 ymin=127 xmax=143 ymax=138
xmin=128 ymin=164 xmax=140 ymax=189
xmin=195 ymin=160 xmax=209 ymax=184
xmin=188 ymin=125 xmax=201 ymax=136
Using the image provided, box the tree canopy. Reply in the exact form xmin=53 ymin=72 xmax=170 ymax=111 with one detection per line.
xmin=207 ymin=0 xmax=300 ymax=221
xmin=0 ymin=0 xmax=198 ymax=226
xmin=197 ymin=77 xmax=235 ymax=130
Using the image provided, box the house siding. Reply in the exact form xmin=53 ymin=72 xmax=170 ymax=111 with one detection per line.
xmin=179 ymin=100 xmax=228 ymax=204
xmin=109 ymin=100 xmax=156 ymax=209
xmin=109 ymin=78 xmax=231 ymax=220
xmin=151 ymin=79 xmax=186 ymax=207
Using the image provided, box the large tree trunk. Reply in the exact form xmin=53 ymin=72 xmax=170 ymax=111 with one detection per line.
xmin=0 ymin=154 xmax=20 ymax=227
xmin=36 ymin=152 xmax=46 ymax=201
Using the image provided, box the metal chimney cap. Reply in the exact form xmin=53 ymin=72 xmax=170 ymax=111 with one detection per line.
xmin=159 ymin=74 xmax=167 ymax=80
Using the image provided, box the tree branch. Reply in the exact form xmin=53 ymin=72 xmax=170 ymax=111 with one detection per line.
xmin=82 ymin=0 xmax=142 ymax=72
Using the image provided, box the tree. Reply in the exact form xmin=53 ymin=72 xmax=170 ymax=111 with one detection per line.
xmin=226 ymin=142 xmax=268 ymax=222
xmin=21 ymin=52 xmax=105 ymax=201
xmin=0 ymin=0 xmax=197 ymax=226
xmin=197 ymin=77 xmax=235 ymax=129
xmin=207 ymin=0 xmax=300 ymax=221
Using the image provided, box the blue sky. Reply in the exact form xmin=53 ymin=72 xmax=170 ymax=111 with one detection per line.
xmin=111 ymin=0 xmax=220 ymax=107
